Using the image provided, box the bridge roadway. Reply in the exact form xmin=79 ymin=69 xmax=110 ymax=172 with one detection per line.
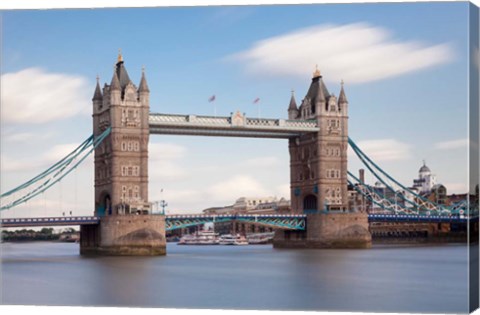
xmin=149 ymin=113 xmax=319 ymax=138
xmin=1 ymin=213 xmax=473 ymax=229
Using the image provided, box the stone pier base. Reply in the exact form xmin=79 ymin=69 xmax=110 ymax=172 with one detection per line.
xmin=80 ymin=215 xmax=166 ymax=256
xmin=273 ymin=213 xmax=372 ymax=249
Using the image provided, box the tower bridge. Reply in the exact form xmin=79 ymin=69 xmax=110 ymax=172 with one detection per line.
xmin=1 ymin=53 xmax=475 ymax=255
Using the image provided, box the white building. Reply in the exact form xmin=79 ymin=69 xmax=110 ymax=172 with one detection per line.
xmin=233 ymin=196 xmax=278 ymax=212
xmin=412 ymin=161 xmax=437 ymax=194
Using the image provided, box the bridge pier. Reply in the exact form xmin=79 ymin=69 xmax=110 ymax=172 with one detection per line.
xmin=80 ymin=215 xmax=166 ymax=256
xmin=273 ymin=213 xmax=371 ymax=249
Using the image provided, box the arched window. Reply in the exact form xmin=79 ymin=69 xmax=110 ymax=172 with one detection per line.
xmin=303 ymin=195 xmax=317 ymax=213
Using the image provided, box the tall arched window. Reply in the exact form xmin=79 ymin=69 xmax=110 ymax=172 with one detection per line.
xmin=303 ymin=195 xmax=317 ymax=213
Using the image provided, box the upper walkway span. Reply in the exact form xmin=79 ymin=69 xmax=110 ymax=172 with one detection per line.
xmin=149 ymin=112 xmax=319 ymax=138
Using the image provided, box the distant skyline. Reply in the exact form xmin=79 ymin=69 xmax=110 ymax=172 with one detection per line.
xmin=1 ymin=1 xmax=477 ymax=218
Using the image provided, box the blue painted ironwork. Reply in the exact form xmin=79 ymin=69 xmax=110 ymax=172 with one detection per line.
xmin=348 ymin=172 xmax=414 ymax=214
xmin=165 ymin=214 xmax=306 ymax=231
xmin=368 ymin=213 xmax=472 ymax=224
xmin=1 ymin=128 xmax=111 ymax=211
xmin=165 ymin=216 xmax=233 ymax=231
xmin=348 ymin=137 xmax=453 ymax=215
xmin=2 ymin=213 xmax=474 ymax=229
xmin=235 ymin=214 xmax=306 ymax=230
xmin=1 ymin=216 xmax=100 ymax=228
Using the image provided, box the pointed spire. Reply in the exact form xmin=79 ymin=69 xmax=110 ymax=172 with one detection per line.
xmin=115 ymin=58 xmax=132 ymax=90
xmin=288 ymin=89 xmax=298 ymax=110
xmin=338 ymin=79 xmax=348 ymax=104
xmin=110 ymin=65 xmax=121 ymax=91
xmin=92 ymin=75 xmax=103 ymax=101
xmin=313 ymin=64 xmax=321 ymax=78
xmin=139 ymin=66 xmax=150 ymax=93
xmin=316 ymin=77 xmax=326 ymax=102
xmin=117 ymin=48 xmax=123 ymax=64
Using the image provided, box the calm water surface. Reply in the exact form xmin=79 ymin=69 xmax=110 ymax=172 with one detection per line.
xmin=1 ymin=242 xmax=469 ymax=313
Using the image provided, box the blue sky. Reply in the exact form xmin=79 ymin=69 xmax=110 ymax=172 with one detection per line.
xmin=1 ymin=2 xmax=476 ymax=217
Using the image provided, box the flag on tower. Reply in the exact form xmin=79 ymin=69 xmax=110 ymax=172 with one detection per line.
xmin=208 ymin=95 xmax=216 ymax=102
xmin=253 ymin=97 xmax=260 ymax=104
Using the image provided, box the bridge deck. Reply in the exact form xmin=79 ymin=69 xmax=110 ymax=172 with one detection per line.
xmin=1 ymin=214 xmax=474 ymax=229
xmin=1 ymin=216 xmax=101 ymax=228
xmin=149 ymin=113 xmax=319 ymax=138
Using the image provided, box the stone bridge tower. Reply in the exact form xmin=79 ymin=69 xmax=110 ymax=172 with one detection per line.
xmin=92 ymin=53 xmax=150 ymax=216
xmin=288 ymin=67 xmax=349 ymax=213
xmin=274 ymin=67 xmax=371 ymax=249
xmin=81 ymin=53 xmax=165 ymax=256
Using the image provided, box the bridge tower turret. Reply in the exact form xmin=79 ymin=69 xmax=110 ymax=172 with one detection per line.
xmin=287 ymin=90 xmax=299 ymax=120
xmin=92 ymin=52 xmax=150 ymax=217
xmin=289 ymin=67 xmax=349 ymax=214
xmin=276 ymin=68 xmax=370 ymax=249
xmin=83 ymin=52 xmax=165 ymax=256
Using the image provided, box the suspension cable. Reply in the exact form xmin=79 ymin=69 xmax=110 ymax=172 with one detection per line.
xmin=348 ymin=137 xmax=447 ymax=214
xmin=1 ymin=128 xmax=111 ymax=211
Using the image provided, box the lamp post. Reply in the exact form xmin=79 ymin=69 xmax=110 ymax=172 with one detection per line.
xmin=160 ymin=200 xmax=168 ymax=215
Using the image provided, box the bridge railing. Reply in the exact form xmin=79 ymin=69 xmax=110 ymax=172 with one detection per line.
xmin=149 ymin=113 xmax=318 ymax=130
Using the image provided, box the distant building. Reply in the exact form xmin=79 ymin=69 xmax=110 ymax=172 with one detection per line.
xmin=412 ymin=161 xmax=437 ymax=194
xmin=428 ymin=184 xmax=448 ymax=205
xmin=202 ymin=196 xmax=291 ymax=215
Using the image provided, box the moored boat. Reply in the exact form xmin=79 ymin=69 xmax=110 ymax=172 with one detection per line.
xmin=178 ymin=230 xmax=219 ymax=245
xmin=219 ymin=234 xmax=249 ymax=245
xmin=246 ymin=232 xmax=275 ymax=245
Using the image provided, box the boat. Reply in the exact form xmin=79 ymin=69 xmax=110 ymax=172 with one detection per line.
xmin=247 ymin=232 xmax=275 ymax=245
xmin=178 ymin=230 xmax=219 ymax=245
xmin=219 ymin=234 xmax=249 ymax=245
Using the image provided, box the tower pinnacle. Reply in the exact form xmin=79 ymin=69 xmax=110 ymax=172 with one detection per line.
xmin=117 ymin=48 xmax=123 ymax=64
xmin=338 ymin=79 xmax=348 ymax=104
xmin=313 ymin=65 xmax=321 ymax=78
xmin=139 ymin=66 xmax=150 ymax=93
xmin=92 ymin=75 xmax=103 ymax=101
xmin=110 ymin=65 xmax=121 ymax=91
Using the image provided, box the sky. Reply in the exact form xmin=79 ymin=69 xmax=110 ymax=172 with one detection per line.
xmin=0 ymin=1 xmax=477 ymax=217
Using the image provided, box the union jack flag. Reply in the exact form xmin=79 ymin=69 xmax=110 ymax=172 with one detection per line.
xmin=253 ymin=97 xmax=260 ymax=104
xmin=208 ymin=95 xmax=216 ymax=102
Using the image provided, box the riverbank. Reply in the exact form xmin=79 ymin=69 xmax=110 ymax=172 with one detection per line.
xmin=2 ymin=228 xmax=79 ymax=242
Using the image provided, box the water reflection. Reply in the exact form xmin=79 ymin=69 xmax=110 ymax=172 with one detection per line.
xmin=1 ymin=242 xmax=469 ymax=313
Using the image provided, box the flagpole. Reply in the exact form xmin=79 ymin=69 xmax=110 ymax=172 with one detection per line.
xmin=253 ymin=97 xmax=260 ymax=118
xmin=208 ymin=95 xmax=216 ymax=117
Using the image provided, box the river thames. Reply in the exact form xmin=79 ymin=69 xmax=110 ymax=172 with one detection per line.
xmin=1 ymin=242 xmax=469 ymax=313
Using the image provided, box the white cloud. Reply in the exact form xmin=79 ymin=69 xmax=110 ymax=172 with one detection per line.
xmin=276 ymin=183 xmax=290 ymax=198
xmin=149 ymin=142 xmax=187 ymax=161
xmin=148 ymin=142 xmax=189 ymax=181
xmin=349 ymin=139 xmax=412 ymax=162
xmin=4 ymin=131 xmax=53 ymax=143
xmin=42 ymin=143 xmax=79 ymax=162
xmin=154 ymin=174 xmax=287 ymax=213
xmin=1 ymin=67 xmax=90 ymax=124
xmin=1 ymin=155 xmax=39 ymax=172
xmin=434 ymin=139 xmax=469 ymax=150
xmin=1 ymin=141 xmax=93 ymax=173
xmin=231 ymin=23 xmax=454 ymax=84
xmin=150 ymin=162 xmax=189 ymax=181
xmin=245 ymin=156 xmax=281 ymax=167
xmin=207 ymin=175 xmax=269 ymax=204
xmin=1 ymin=195 xmax=92 ymax=218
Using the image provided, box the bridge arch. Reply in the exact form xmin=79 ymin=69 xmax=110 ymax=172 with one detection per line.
xmin=303 ymin=194 xmax=317 ymax=213
xmin=96 ymin=192 xmax=112 ymax=217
